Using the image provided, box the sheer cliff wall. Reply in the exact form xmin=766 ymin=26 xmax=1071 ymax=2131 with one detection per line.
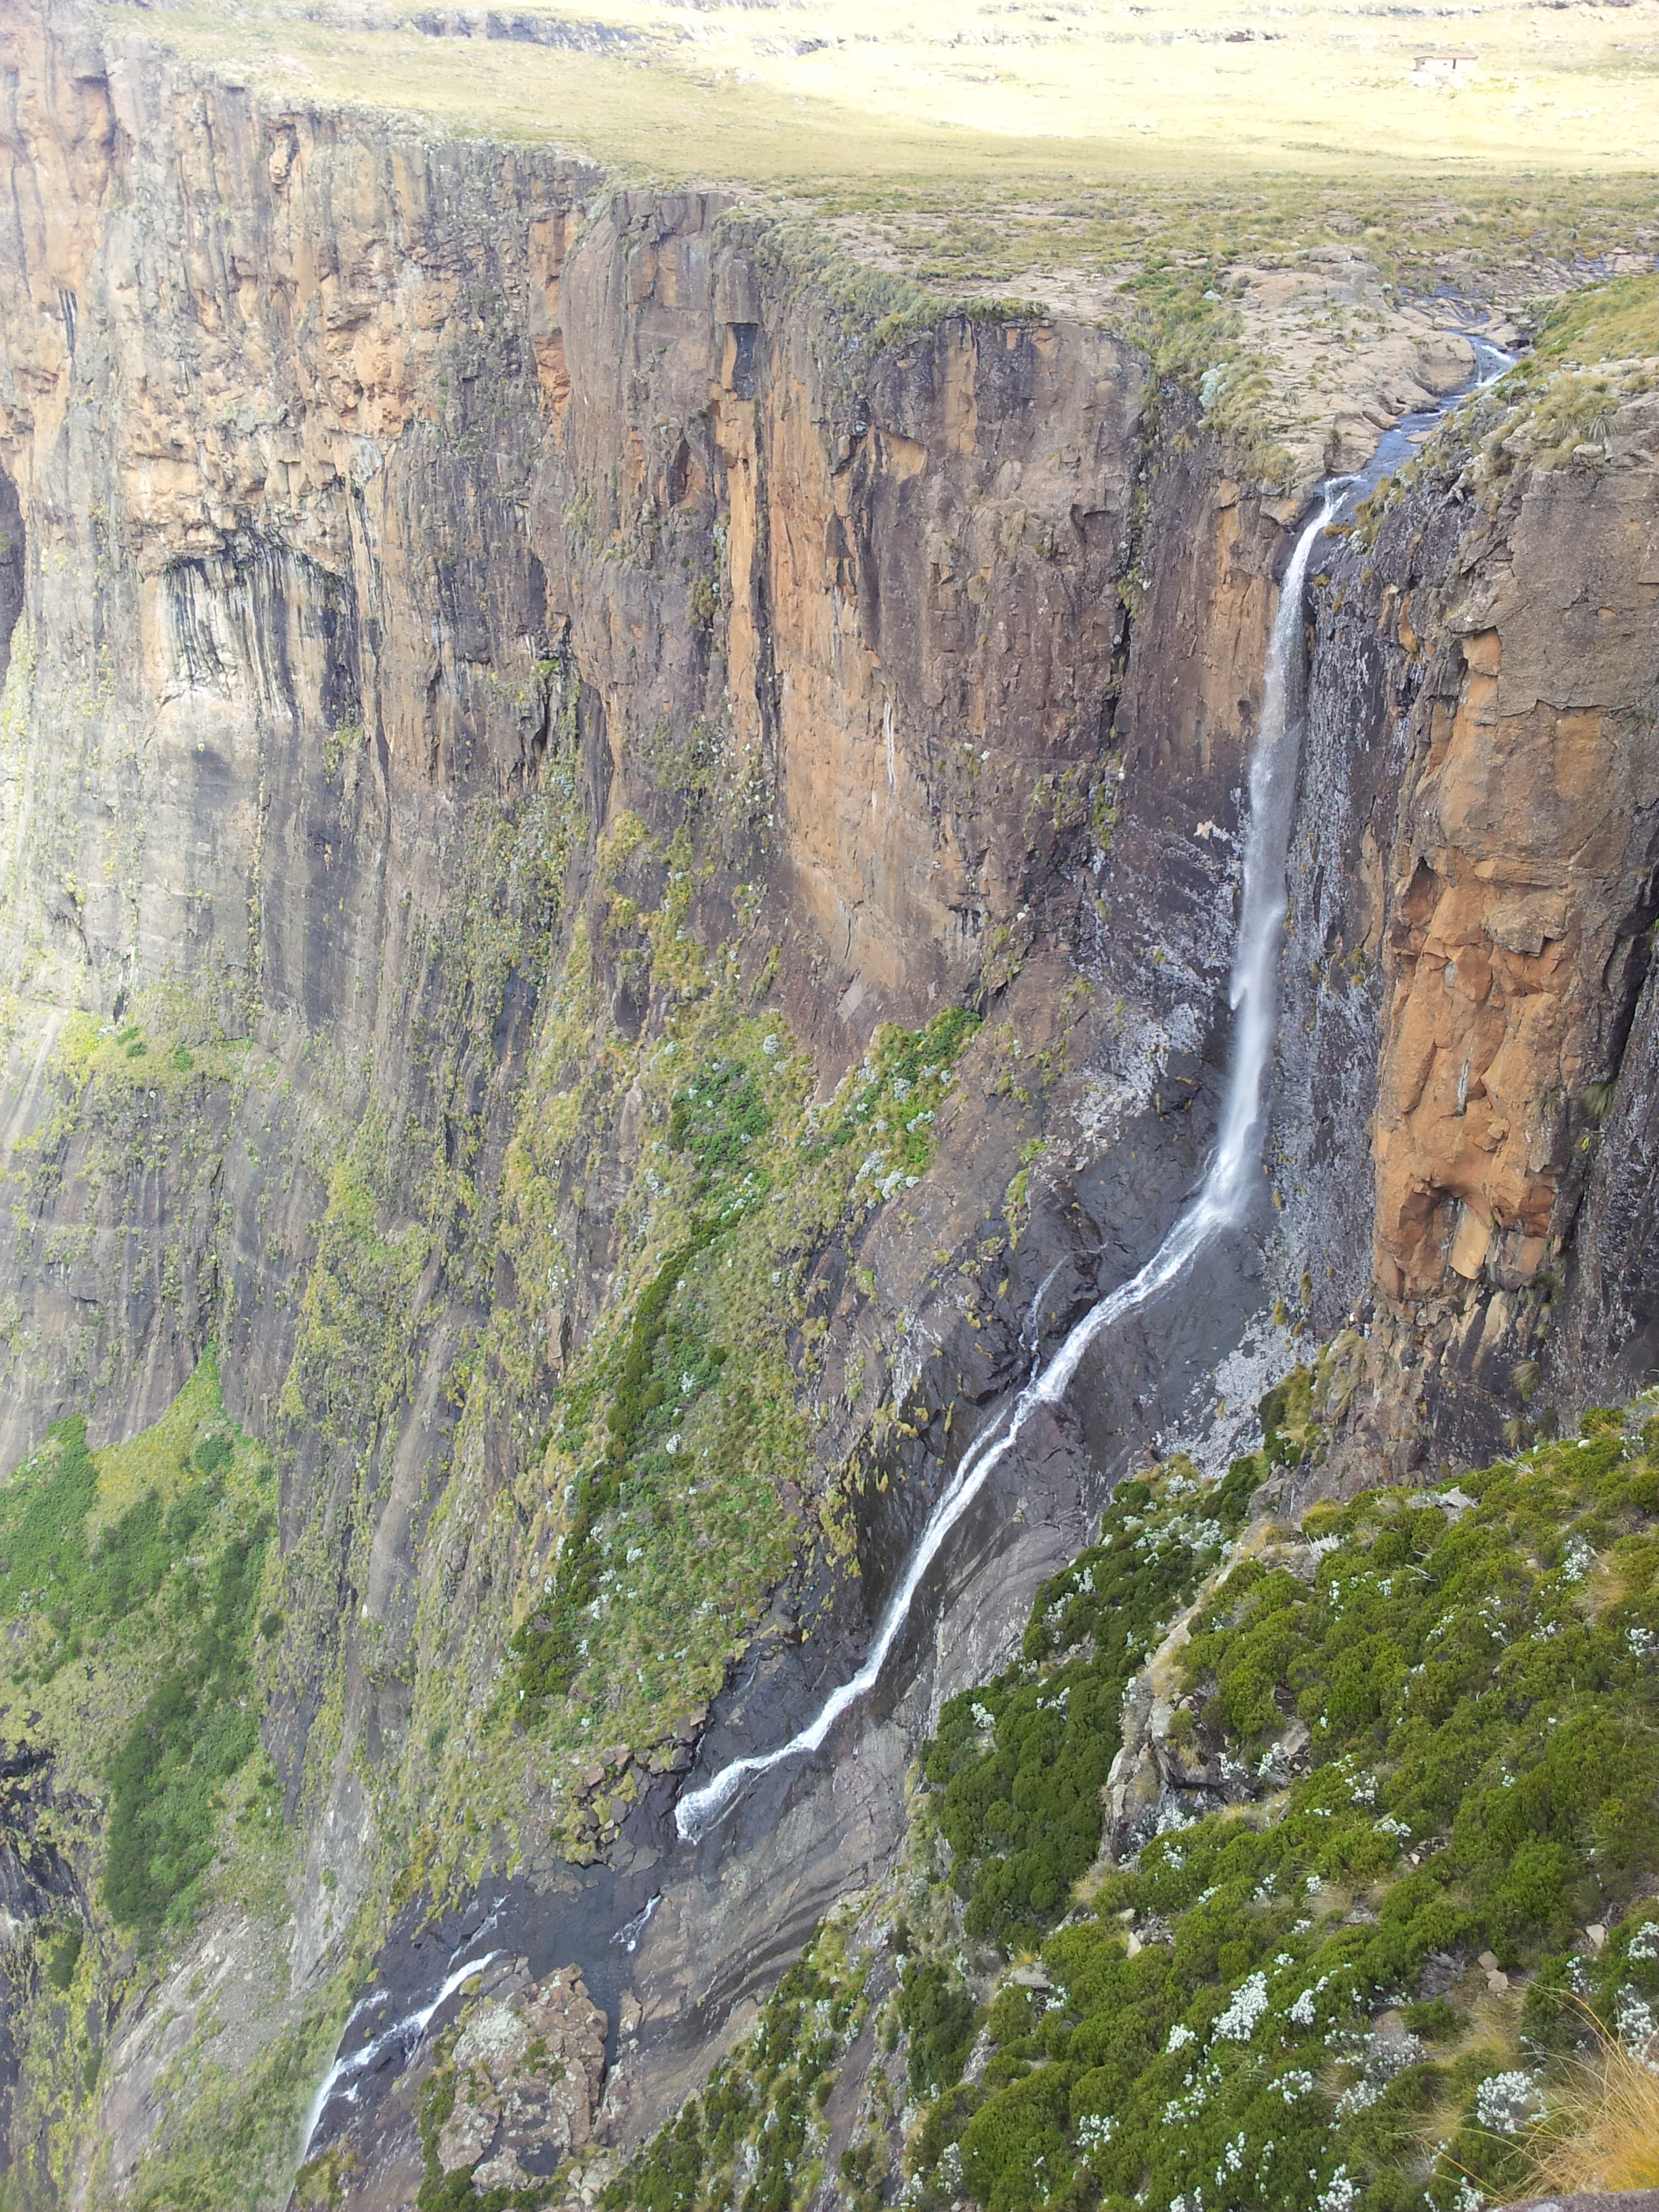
xmin=0 ymin=11 xmax=1298 ymax=2196
xmin=1271 ymin=390 xmax=1659 ymax=1489
xmin=1 ymin=5 xmax=1656 ymax=2205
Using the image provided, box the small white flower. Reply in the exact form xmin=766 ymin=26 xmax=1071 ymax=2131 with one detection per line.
xmin=1560 ymin=1536 xmax=1595 ymax=1582
xmin=1629 ymin=1624 xmax=1657 ymax=1658
xmin=1317 ymin=2165 xmax=1358 ymax=2211
xmin=1628 ymin=1923 xmax=1659 ymax=1963
xmin=1616 ymin=1984 xmax=1657 ymax=2051
xmin=1076 ymin=2112 xmax=1116 ymax=2157
xmin=1166 ymin=2022 xmax=1195 ymax=2052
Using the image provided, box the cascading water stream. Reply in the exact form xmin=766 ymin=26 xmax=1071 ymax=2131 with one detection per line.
xmin=673 ymin=482 xmax=1342 ymax=1845
xmin=289 ymin=335 xmax=1519 ymax=2153
xmin=674 ymin=339 xmax=1519 ymax=1849
xmin=298 ymin=1947 xmax=502 ymax=2161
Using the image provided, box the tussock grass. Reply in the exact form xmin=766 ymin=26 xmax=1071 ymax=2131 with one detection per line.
xmin=1530 ymin=2011 xmax=1659 ymax=2196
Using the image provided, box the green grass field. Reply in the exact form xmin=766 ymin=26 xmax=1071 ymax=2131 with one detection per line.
xmin=113 ymin=0 xmax=1659 ymax=183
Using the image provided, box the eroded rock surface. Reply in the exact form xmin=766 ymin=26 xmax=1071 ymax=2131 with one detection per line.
xmin=436 ymin=1963 xmax=608 ymax=2192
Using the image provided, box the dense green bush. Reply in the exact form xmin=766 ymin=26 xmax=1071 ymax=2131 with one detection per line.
xmin=103 ymin=1518 xmax=272 ymax=1936
xmin=668 ymin=1059 xmax=772 ymax=1197
xmin=908 ymin=1411 xmax=1659 ymax=2212
xmin=43 ymin=1924 xmax=83 ymax=1993
xmin=899 ymin=1952 xmax=979 ymax=2097
xmin=0 ymin=1379 xmax=275 ymax=1944
xmin=804 ymin=1006 xmax=980 ymax=1185
xmin=0 ymin=1418 xmax=100 ymax=1633
xmin=512 ymin=1006 xmax=983 ymax=1717
xmin=511 ymin=1229 xmax=716 ymax=1703
xmin=924 ymin=1456 xmax=1238 ymax=1950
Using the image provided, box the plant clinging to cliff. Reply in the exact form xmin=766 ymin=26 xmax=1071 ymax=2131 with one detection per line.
xmin=508 ymin=1002 xmax=983 ymax=1729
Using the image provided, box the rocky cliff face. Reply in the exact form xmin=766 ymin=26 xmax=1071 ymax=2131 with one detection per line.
xmin=1269 ymin=378 xmax=1659 ymax=1491
xmin=0 ymin=6 xmax=1654 ymax=2208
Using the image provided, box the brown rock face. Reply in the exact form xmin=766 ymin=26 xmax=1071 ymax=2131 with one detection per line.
xmin=0 ymin=18 xmax=1151 ymax=1457
xmin=543 ymin=196 xmax=1144 ymax=1034
xmin=1370 ymin=436 xmax=1659 ymax=1307
xmin=1268 ymin=384 xmax=1659 ymax=1483
xmin=0 ymin=8 xmax=1286 ymax=2198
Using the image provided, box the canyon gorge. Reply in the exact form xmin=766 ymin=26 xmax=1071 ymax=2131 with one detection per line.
xmin=0 ymin=5 xmax=1657 ymax=2209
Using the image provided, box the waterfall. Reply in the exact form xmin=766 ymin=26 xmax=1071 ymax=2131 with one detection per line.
xmin=298 ymin=1947 xmax=502 ymax=2163
xmin=674 ymin=484 xmax=1344 ymax=1847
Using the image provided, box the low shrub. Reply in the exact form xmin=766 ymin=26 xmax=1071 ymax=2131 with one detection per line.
xmin=924 ymin=1439 xmax=1271 ymax=1952
xmin=907 ymin=1408 xmax=1659 ymax=2211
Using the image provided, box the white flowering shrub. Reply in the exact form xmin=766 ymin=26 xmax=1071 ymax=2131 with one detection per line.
xmin=1212 ymin=1972 xmax=1269 ymax=2043
xmin=893 ymin=1404 xmax=1659 ymax=2212
xmin=1473 ymin=2069 xmax=1542 ymax=2137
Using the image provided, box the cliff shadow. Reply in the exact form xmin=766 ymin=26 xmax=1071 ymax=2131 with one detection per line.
xmin=0 ymin=468 xmax=24 ymax=694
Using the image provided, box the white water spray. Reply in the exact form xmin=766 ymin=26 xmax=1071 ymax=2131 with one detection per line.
xmin=675 ymin=483 xmax=1345 ymax=1846
xmin=298 ymin=1947 xmax=501 ymax=2162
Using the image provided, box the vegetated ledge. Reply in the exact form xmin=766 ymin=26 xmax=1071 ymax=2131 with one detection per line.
xmin=0 ymin=1353 xmax=357 ymax=2212
xmin=1347 ymin=271 xmax=1659 ymax=546
xmin=600 ymin=1371 xmax=1659 ymax=2212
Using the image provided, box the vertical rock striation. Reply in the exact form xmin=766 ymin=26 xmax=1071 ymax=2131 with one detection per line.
xmin=1280 ymin=385 xmax=1659 ymax=1479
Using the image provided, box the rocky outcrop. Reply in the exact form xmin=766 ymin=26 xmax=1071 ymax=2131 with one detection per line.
xmin=1366 ymin=417 xmax=1659 ymax=1311
xmin=1271 ymin=384 xmax=1659 ymax=1479
xmin=436 ymin=1963 xmax=608 ymax=2193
